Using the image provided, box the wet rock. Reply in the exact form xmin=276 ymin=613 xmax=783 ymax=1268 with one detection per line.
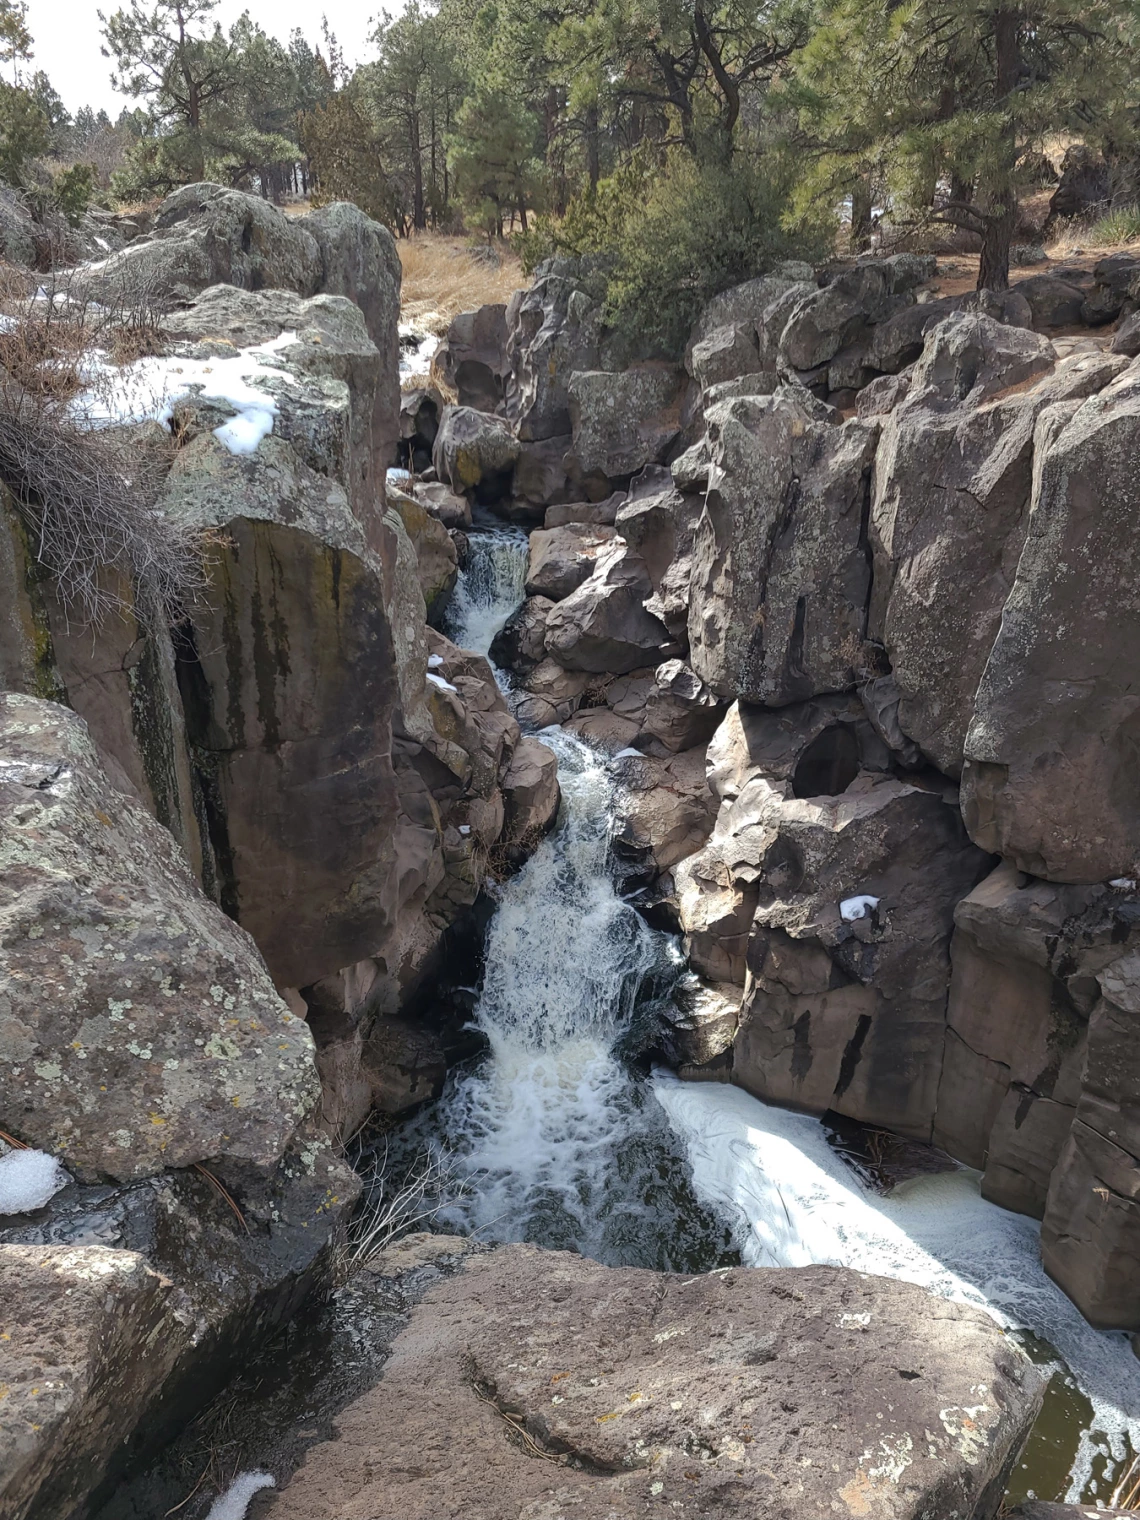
xmin=524 ymin=522 xmax=617 ymax=600
xmin=545 ymin=539 xmax=675 ymax=675
xmin=0 ymin=693 xmax=319 ymax=1182
xmin=430 ymin=303 xmax=509 ymax=412
xmin=568 ymin=365 xmax=685 ymax=483
xmin=688 ymin=389 xmax=878 ymax=704
xmin=500 ymin=735 xmax=560 ymax=845
xmin=265 ymin=1244 xmax=1044 ymax=1520
xmin=962 ymin=360 xmax=1140 ymax=881
xmin=614 ymin=746 xmax=717 ymax=873
xmin=488 ymin=595 xmax=554 ymax=676
xmin=656 ymin=976 xmax=740 ymax=1065
xmin=432 ymin=405 xmax=520 ymax=500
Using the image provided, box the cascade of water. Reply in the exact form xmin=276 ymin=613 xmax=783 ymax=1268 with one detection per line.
xmin=443 ymin=519 xmax=529 ymax=659
xmin=410 ymin=730 xmax=728 ymax=1269
xmin=654 ymin=1075 xmax=1140 ymax=1504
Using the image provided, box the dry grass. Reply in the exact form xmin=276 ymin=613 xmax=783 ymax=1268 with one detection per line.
xmin=398 ymin=233 xmax=528 ymax=331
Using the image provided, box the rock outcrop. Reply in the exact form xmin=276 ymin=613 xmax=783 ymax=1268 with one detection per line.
xmin=266 ymin=1245 xmax=1044 ymax=1520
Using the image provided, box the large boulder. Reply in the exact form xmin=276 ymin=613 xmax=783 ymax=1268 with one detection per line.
xmin=504 ymin=257 xmax=603 ymax=440
xmin=0 ymin=693 xmax=318 ymax=1181
xmin=676 ymin=700 xmax=990 ymax=1138
xmin=432 ymin=405 xmax=520 ymax=500
xmin=614 ymin=477 xmax=704 ymax=642
xmin=545 ymin=539 xmax=675 ymax=674
xmin=870 ymin=316 xmax=1122 ymax=775
xmin=524 ymin=522 xmax=617 ymax=599
xmin=431 ymin=303 xmax=509 ymax=412
xmin=688 ymin=389 xmax=878 ymax=704
xmin=265 ymin=1245 xmax=1044 ymax=1520
xmin=387 ymin=486 xmax=458 ymax=611
xmin=962 ymin=359 xmax=1140 ymax=881
xmin=777 ymin=257 xmax=934 ymax=375
xmin=568 ymin=365 xmax=685 ymax=484
xmin=614 ymin=746 xmax=717 ymax=873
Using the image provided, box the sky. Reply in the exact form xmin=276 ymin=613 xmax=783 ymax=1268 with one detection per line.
xmin=21 ymin=0 xmax=382 ymax=115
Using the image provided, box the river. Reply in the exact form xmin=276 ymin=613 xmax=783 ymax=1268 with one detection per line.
xmin=399 ymin=516 xmax=1140 ymax=1506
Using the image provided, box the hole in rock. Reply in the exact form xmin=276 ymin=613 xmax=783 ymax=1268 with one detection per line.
xmin=791 ymin=724 xmax=860 ymax=799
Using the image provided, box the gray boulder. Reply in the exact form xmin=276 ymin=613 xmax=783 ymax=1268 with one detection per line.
xmin=432 ymin=405 xmax=520 ymax=498
xmin=545 ymin=539 xmax=675 ymax=674
xmin=1014 ymin=273 xmax=1086 ymax=329
xmin=615 ymin=483 xmax=703 ymax=641
xmin=264 ymin=1245 xmax=1044 ymax=1520
xmin=568 ymin=365 xmax=685 ymax=483
xmin=0 ymin=694 xmax=319 ymax=1182
xmin=688 ymin=322 xmax=761 ymax=389
xmin=688 ymin=389 xmax=878 ymax=704
xmin=524 ymin=522 xmax=617 ymax=599
xmin=504 ymin=258 xmax=603 ymax=440
xmin=488 ymin=595 xmax=554 ymax=675
xmin=962 ymin=359 xmax=1140 ymax=881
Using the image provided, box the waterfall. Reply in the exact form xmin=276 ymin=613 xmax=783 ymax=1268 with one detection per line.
xmin=443 ymin=518 xmax=529 ymax=659
xmin=408 ymin=730 xmax=729 ymax=1269
xmin=654 ymin=1075 xmax=1140 ymax=1505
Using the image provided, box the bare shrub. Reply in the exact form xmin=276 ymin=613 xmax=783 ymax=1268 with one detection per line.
xmin=0 ymin=268 xmax=208 ymax=631
xmin=339 ymin=1142 xmax=468 ymax=1273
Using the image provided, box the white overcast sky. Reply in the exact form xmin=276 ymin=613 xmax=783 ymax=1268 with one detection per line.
xmin=22 ymin=1 xmax=383 ymax=114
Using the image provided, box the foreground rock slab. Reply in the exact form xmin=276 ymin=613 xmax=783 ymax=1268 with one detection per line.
xmin=266 ymin=1244 xmax=1042 ymax=1520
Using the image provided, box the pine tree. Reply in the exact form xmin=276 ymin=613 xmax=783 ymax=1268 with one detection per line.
xmin=792 ymin=0 xmax=1137 ymax=288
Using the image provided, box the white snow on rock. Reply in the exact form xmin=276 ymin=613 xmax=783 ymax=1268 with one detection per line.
xmin=0 ymin=1147 xmax=70 ymax=1213
xmin=204 ymin=1472 xmax=276 ymax=1520
xmin=398 ymin=321 xmax=440 ymax=380
xmin=426 ymin=671 xmax=459 ymax=695
xmin=839 ymin=894 xmax=880 ymax=921
xmin=71 ymin=332 xmax=298 ymax=457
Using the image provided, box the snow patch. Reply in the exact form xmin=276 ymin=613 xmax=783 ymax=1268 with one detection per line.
xmin=71 ymin=332 xmax=298 ymax=457
xmin=840 ymin=894 xmax=879 ymax=921
xmin=426 ymin=671 xmax=459 ymax=695
xmin=427 ymin=654 xmax=444 ymax=669
xmin=204 ymin=1472 xmax=276 ymax=1520
xmin=0 ymin=1148 xmax=70 ymax=1213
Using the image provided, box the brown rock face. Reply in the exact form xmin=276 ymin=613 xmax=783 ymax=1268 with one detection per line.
xmin=962 ymin=363 xmax=1140 ymax=882
xmin=676 ymin=701 xmax=990 ymax=1138
xmin=0 ymin=693 xmax=318 ymax=1181
xmin=266 ymin=1245 xmax=1043 ymax=1520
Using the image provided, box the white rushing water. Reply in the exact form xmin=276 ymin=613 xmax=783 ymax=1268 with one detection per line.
xmin=443 ymin=519 xmax=529 ymax=660
xmin=654 ymin=1075 xmax=1140 ymax=1502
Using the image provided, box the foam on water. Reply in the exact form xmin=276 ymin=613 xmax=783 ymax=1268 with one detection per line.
xmin=654 ymin=1074 xmax=1140 ymax=1501
xmin=443 ymin=520 xmax=529 ymax=659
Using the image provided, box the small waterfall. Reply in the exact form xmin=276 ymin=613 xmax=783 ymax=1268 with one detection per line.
xmin=402 ymin=731 xmax=730 ymax=1270
xmin=654 ymin=1076 xmax=1140 ymax=1505
xmin=443 ymin=519 xmax=529 ymax=659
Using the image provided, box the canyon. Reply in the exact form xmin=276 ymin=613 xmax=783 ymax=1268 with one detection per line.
xmin=3 ymin=186 xmax=1140 ymax=1520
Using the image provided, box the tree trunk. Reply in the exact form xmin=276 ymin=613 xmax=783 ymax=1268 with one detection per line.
xmin=977 ymin=6 xmax=1020 ymax=292
xmin=517 ymin=192 xmax=528 ymax=232
xmin=978 ymin=188 xmax=1015 ymax=290
xmin=586 ymin=102 xmax=600 ymax=193
xmin=850 ymin=176 xmax=872 ymax=252
xmin=411 ymin=106 xmax=425 ymax=230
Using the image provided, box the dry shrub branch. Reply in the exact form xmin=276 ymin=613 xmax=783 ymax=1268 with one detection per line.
xmin=0 ymin=261 xmax=208 ymax=631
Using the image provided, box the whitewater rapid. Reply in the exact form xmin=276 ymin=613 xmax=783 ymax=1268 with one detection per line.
xmin=654 ymin=1075 xmax=1140 ymax=1503
xmin=443 ymin=518 xmax=529 ymax=660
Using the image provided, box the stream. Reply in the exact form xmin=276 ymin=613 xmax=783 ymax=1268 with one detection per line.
xmin=404 ymin=517 xmax=1140 ymax=1506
